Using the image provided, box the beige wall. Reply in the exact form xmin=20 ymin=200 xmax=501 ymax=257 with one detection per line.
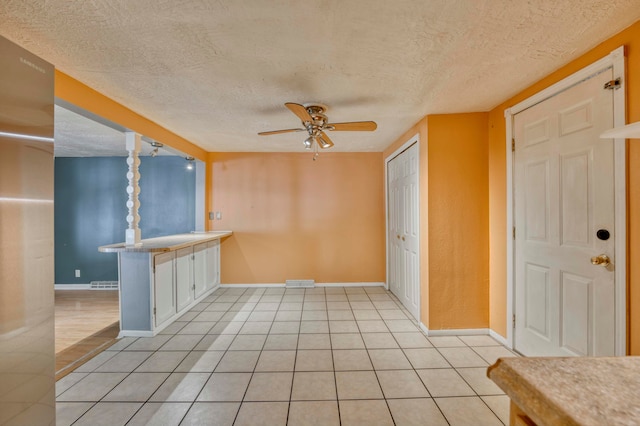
xmin=209 ymin=152 xmax=386 ymax=284
xmin=488 ymin=20 xmax=640 ymax=353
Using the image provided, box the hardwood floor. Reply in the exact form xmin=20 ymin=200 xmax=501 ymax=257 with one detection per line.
xmin=55 ymin=290 xmax=120 ymax=379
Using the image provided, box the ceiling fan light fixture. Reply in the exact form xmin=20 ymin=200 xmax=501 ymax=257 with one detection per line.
xmin=304 ymin=136 xmax=314 ymax=150
xmin=317 ymin=135 xmax=332 ymax=149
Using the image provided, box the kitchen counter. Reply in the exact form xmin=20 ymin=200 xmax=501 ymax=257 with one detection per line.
xmin=98 ymin=231 xmax=232 ymax=252
xmin=487 ymin=356 xmax=640 ymax=426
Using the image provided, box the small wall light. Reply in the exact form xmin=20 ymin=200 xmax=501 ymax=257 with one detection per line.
xmin=185 ymin=156 xmax=195 ymax=170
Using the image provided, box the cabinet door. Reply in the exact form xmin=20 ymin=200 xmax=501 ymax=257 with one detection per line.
xmin=154 ymin=252 xmax=176 ymax=327
xmin=176 ymin=247 xmax=194 ymax=312
xmin=193 ymin=242 xmax=208 ymax=298
xmin=206 ymin=240 xmax=220 ymax=289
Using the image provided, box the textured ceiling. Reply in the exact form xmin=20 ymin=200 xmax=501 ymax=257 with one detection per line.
xmin=2 ymin=0 xmax=640 ymax=153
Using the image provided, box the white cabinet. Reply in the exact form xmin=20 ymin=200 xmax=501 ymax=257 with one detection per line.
xmin=193 ymin=242 xmax=208 ymax=298
xmin=153 ymin=252 xmax=176 ymax=328
xmin=175 ymin=247 xmax=194 ymax=312
xmin=206 ymin=240 xmax=220 ymax=290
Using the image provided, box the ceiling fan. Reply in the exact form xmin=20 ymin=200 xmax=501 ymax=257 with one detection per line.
xmin=258 ymin=102 xmax=377 ymax=151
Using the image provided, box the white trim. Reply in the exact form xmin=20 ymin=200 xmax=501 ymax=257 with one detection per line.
xmin=489 ymin=329 xmax=509 ymax=347
xmin=419 ymin=322 xmax=429 ymax=336
xmin=219 ymin=282 xmax=386 ymax=288
xmin=55 ymin=284 xmax=92 ymax=290
xmin=220 ymin=283 xmax=285 ymax=288
xmin=505 ymin=46 xmax=627 ymax=355
xmin=118 ymin=330 xmax=154 ymax=338
xmin=427 ymin=328 xmax=491 ymax=337
xmin=384 ymin=134 xmax=421 ymax=320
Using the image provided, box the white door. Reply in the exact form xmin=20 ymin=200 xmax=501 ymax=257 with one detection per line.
xmin=388 ymin=142 xmax=420 ymax=319
xmin=514 ymin=71 xmax=615 ymax=356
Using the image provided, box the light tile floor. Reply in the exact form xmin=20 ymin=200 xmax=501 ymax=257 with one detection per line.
xmin=56 ymin=286 xmax=516 ymax=425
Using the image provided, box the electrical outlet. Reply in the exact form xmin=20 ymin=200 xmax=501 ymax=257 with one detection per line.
xmin=75 ymin=269 xmax=81 ymax=278
xmin=216 ymin=211 xmax=222 ymax=220
xmin=208 ymin=211 xmax=214 ymax=220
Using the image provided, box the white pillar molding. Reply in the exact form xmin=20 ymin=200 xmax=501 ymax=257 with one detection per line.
xmin=125 ymin=132 xmax=142 ymax=247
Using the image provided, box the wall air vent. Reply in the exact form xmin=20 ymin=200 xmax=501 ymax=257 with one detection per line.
xmin=89 ymin=281 xmax=119 ymax=290
xmin=285 ymin=279 xmax=315 ymax=288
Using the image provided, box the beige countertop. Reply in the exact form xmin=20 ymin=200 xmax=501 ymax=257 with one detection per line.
xmin=487 ymin=356 xmax=640 ymax=426
xmin=98 ymin=231 xmax=232 ymax=253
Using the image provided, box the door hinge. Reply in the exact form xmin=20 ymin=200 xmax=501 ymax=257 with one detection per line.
xmin=512 ymin=314 xmax=516 ymax=328
xmin=604 ymin=77 xmax=622 ymax=90
xmin=512 ymin=138 xmax=515 ymax=152
xmin=153 ymin=307 xmax=156 ymax=316
xmin=513 ymin=226 xmax=516 ymax=240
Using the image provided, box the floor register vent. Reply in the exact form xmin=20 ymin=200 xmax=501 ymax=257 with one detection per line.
xmin=89 ymin=281 xmax=119 ymax=290
xmin=285 ymin=279 xmax=315 ymax=288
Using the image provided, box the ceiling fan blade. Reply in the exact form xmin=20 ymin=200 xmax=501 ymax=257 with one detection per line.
xmin=258 ymin=128 xmax=305 ymax=136
xmin=285 ymin=102 xmax=313 ymax=123
xmin=318 ymin=131 xmax=334 ymax=149
xmin=329 ymin=121 xmax=377 ymax=131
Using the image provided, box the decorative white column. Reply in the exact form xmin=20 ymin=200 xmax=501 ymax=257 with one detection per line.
xmin=125 ymin=132 xmax=142 ymax=247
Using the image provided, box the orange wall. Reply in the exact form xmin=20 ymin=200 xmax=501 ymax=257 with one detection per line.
xmin=427 ymin=113 xmax=490 ymax=329
xmin=488 ymin=20 xmax=640 ymax=352
xmin=209 ymin=152 xmax=386 ymax=284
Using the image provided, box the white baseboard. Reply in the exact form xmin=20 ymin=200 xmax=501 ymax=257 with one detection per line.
xmin=219 ymin=282 xmax=385 ymax=288
xmin=419 ymin=322 xmax=429 ymax=335
xmin=425 ymin=328 xmax=491 ymax=337
xmin=55 ymin=284 xmax=92 ymax=290
xmin=118 ymin=330 xmax=153 ymax=338
xmin=489 ymin=329 xmax=509 ymax=347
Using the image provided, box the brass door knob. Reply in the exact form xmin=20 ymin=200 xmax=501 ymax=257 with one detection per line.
xmin=401 ymin=236 xmax=405 ymax=241
xmin=396 ymin=235 xmax=400 ymax=239
xmin=591 ymin=254 xmax=610 ymax=267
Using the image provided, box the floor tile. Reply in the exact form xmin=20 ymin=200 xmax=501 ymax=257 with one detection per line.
xmin=357 ymin=320 xmax=389 ymax=333
xmin=326 ymin=294 xmax=348 ymax=301
xmin=374 ymin=301 xmax=401 ymax=310
xmin=159 ymin=335 xmax=204 ymax=351
xmin=247 ymin=311 xmax=276 ymax=322
xmin=350 ymin=301 xmax=376 ymax=310
xmin=149 ymin=372 xmax=209 ymax=402
xmin=328 ymin=309 xmax=355 ymax=320
xmin=73 ymin=351 xmax=117 ymax=372
xmin=177 ymin=312 xmax=198 ymax=321
xmin=221 ymin=311 xmax=250 ymax=321
xmin=239 ymin=321 xmax=272 ymax=334
xmin=175 ymin=350 xmax=225 ymax=372
xmin=244 ymin=372 xmax=293 ymax=401
xmin=482 ymin=395 xmax=511 ymax=425
xmin=126 ymin=402 xmax=190 ymax=426
xmin=384 ymin=319 xmax=419 ymax=332
xmin=206 ymin=302 xmax=233 ymax=311
xmin=378 ymin=310 xmax=408 ymax=320
xmin=368 ymin=349 xmax=412 ymax=370
xmin=393 ymin=332 xmax=432 ymax=348
xmin=327 ymin=301 xmax=351 ymax=310
xmin=263 ymin=334 xmax=298 ymax=350
xmin=352 ymin=310 xmax=381 ymax=320
xmin=459 ymin=335 xmax=503 ymax=346
xmin=427 ymin=336 xmax=467 ymax=347
xmin=288 ymin=401 xmax=340 ymax=426
xmin=332 ymin=331 xmax=368 ymax=349
xmin=209 ymin=321 xmax=245 ymax=334
xmin=106 ymin=337 xmax=137 ymax=351
xmin=403 ymin=348 xmax=450 ymax=369
xmin=376 ymin=369 xmax=429 ymax=398
xmin=417 ymin=368 xmax=475 ymax=397
xmin=362 ymin=333 xmax=399 ymax=349
xmin=134 ymin=351 xmax=189 ymax=372
xmin=234 ymin=401 xmax=289 ymax=426
xmin=329 ymin=320 xmax=360 ymax=333
xmin=472 ymin=346 xmax=518 ymax=365
xmin=232 ymin=301 xmax=258 ymax=312
xmin=303 ymin=301 xmax=327 ymax=311
xmin=332 ymin=350 xmax=373 ymax=371
xmin=181 ymin=402 xmax=240 ymax=426
xmin=229 ymin=334 xmax=267 ymax=351
xmin=124 ymin=335 xmax=172 ymax=351
xmin=282 ymin=297 xmax=304 ymax=304
xmin=279 ymin=302 xmax=303 ymax=310
xmin=336 ymin=371 xmax=383 ymax=399
xmin=274 ymin=310 xmax=302 ymax=321
xmin=260 ymin=295 xmax=283 ymax=303
xmin=435 ymin=396 xmax=503 ymax=426
xmin=439 ymin=347 xmax=489 ymax=367
xmin=55 ymin=402 xmax=93 ymax=426
xmin=295 ymin=349 xmax=334 ymax=371
xmin=255 ymin=350 xmax=296 ymax=371
xmin=215 ymin=350 xmax=260 ymax=372
xmin=291 ymin=372 xmax=336 ymax=400
xmin=56 ymin=372 xmax=88 ymax=396
xmin=197 ymin=372 xmax=252 ymax=401
xmin=158 ymin=322 xmax=186 ymax=335
xmin=298 ymin=333 xmax=331 ymax=349
xmin=457 ymin=367 xmax=505 ymax=395
xmin=93 ymin=351 xmax=152 ymax=372
xmin=347 ymin=294 xmax=369 ymax=301
xmin=57 ymin=372 xmax=127 ymax=401
xmin=103 ymin=372 xmax=169 ymax=401
xmin=193 ymin=311 xmax=225 ymax=322
xmin=300 ymin=320 xmax=329 ymax=334
xmin=194 ymin=334 xmax=234 ymax=351
xmin=302 ymin=310 xmax=329 ymax=320
xmin=387 ymin=398 xmax=448 ymax=426
xmin=339 ymin=400 xmax=394 ymax=426
xmin=269 ymin=321 xmax=300 ymax=334
xmin=73 ymin=402 xmax=142 ymax=426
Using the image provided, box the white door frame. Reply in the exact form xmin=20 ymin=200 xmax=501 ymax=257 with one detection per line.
xmin=505 ymin=46 xmax=627 ymax=355
xmin=385 ymin=134 xmax=421 ymax=320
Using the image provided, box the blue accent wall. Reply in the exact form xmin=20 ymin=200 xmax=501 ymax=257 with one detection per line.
xmin=54 ymin=156 xmax=196 ymax=284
